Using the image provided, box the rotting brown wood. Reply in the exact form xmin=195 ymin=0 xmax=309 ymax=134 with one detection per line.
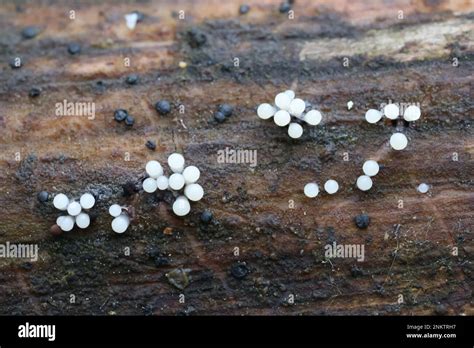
xmin=0 ymin=0 xmax=472 ymax=315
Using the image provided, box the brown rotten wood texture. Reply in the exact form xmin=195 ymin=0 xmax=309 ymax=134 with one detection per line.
xmin=0 ymin=0 xmax=472 ymax=315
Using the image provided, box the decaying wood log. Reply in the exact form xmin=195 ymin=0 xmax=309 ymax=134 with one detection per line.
xmin=0 ymin=0 xmax=472 ymax=315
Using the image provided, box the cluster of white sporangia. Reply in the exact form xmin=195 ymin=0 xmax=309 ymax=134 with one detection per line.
xmin=303 ymin=179 xmax=340 ymax=198
xmin=356 ymin=160 xmax=380 ymax=191
xmin=365 ymin=103 xmax=421 ymax=150
xmin=257 ymin=90 xmax=322 ymax=139
xmin=143 ymin=153 xmax=204 ymax=216
xmin=108 ymin=204 xmax=130 ymax=234
xmin=53 ymin=193 xmax=95 ymax=231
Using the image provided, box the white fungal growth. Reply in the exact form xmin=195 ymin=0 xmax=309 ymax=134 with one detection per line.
xmin=417 ymin=183 xmax=429 ymax=193
xmin=124 ymin=12 xmax=139 ymax=30
xmin=284 ymin=90 xmax=295 ymax=100
xmin=347 ymin=101 xmax=353 ymax=110
xmin=173 ymin=196 xmax=191 ymax=216
xmin=67 ymin=201 xmax=82 ymax=216
xmin=142 ymin=177 xmax=158 ymax=193
xmin=256 ymin=90 xmax=323 ymax=139
xmin=384 ymin=103 xmax=399 ymax=120
xmin=356 ymin=175 xmax=373 ymax=191
xmin=365 ymin=109 xmax=382 ymax=124
xmin=184 ymin=183 xmax=204 ymax=201
xmin=257 ymin=103 xmax=276 ymax=120
xmin=169 ymin=173 xmax=185 ymax=190
xmin=288 ymin=122 xmax=303 ymax=139
xmin=274 ymin=110 xmax=291 ymax=127
xmin=304 ymin=183 xmax=319 ymax=198
xmin=112 ymin=214 xmax=130 ymax=234
xmin=324 ymin=180 xmax=339 ymax=194
xmin=404 ymin=105 xmax=421 ymax=122
xmin=362 ymin=160 xmax=379 ymax=177
xmin=168 ymin=153 xmax=185 ymax=173
xmin=183 ymin=166 xmax=200 ymax=184
xmin=304 ymin=110 xmax=322 ymax=126
xmin=390 ymin=133 xmax=408 ymax=150
xmin=58 ymin=215 xmax=75 ymax=232
xmin=145 ymin=160 xmax=163 ymax=178
xmin=288 ymin=98 xmax=306 ymax=117
xmin=108 ymin=204 xmax=122 ymax=218
xmin=53 ymin=193 xmax=69 ymax=211
xmin=79 ymin=193 xmax=95 ymax=209
xmin=75 ymin=212 xmax=90 ymax=229
xmin=275 ymin=92 xmax=292 ymax=110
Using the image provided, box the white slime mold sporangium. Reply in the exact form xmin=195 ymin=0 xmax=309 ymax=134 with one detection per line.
xmin=365 ymin=109 xmax=382 ymax=124
xmin=182 ymin=166 xmax=200 ymax=184
xmin=275 ymin=92 xmax=292 ymax=110
xmin=417 ymin=183 xmax=429 ymax=193
xmin=384 ymin=103 xmax=399 ymax=120
xmin=304 ymin=110 xmax=322 ymax=126
xmin=168 ymin=153 xmax=185 ymax=173
xmin=75 ymin=213 xmax=90 ymax=229
xmin=390 ymin=133 xmax=408 ymax=150
xmin=324 ymin=180 xmax=339 ymax=194
xmin=288 ymin=122 xmax=303 ymax=139
xmin=274 ymin=110 xmax=291 ymax=127
xmin=145 ymin=160 xmax=163 ymax=178
xmin=111 ymin=214 xmax=130 ymax=234
xmin=169 ymin=173 xmax=185 ymax=191
xmin=356 ymin=175 xmax=373 ymax=191
xmin=404 ymin=105 xmax=421 ymax=122
xmin=257 ymin=103 xmax=276 ymax=120
xmin=142 ymin=177 xmax=158 ymax=193
xmin=304 ymin=183 xmax=319 ymax=198
xmin=108 ymin=204 xmax=122 ymax=218
xmin=156 ymin=176 xmax=169 ymax=190
xmin=362 ymin=160 xmax=379 ymax=177
xmin=288 ymin=98 xmax=306 ymax=117
xmin=184 ymin=183 xmax=204 ymax=202
xmin=53 ymin=193 xmax=69 ymax=211
xmin=67 ymin=201 xmax=82 ymax=216
xmin=79 ymin=193 xmax=95 ymax=209
xmin=173 ymin=196 xmax=191 ymax=216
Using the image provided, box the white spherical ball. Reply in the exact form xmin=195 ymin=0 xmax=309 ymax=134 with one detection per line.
xmin=59 ymin=215 xmax=75 ymax=232
xmin=145 ymin=160 xmax=163 ymax=178
xmin=79 ymin=193 xmax=95 ymax=209
xmin=143 ymin=177 xmax=158 ymax=193
xmin=257 ymin=103 xmax=276 ymax=120
xmin=56 ymin=215 xmax=66 ymax=226
xmin=67 ymin=201 xmax=82 ymax=216
xmin=182 ymin=166 xmax=200 ymax=184
xmin=168 ymin=153 xmax=185 ymax=173
xmin=390 ymin=133 xmax=408 ymax=150
xmin=274 ymin=110 xmax=291 ymax=127
xmin=356 ymin=175 xmax=373 ymax=191
xmin=109 ymin=204 xmax=122 ymax=217
xmin=365 ymin=109 xmax=382 ymax=124
xmin=75 ymin=212 xmax=90 ymax=229
xmin=112 ymin=214 xmax=130 ymax=234
xmin=403 ymin=105 xmax=421 ymax=122
xmin=304 ymin=110 xmax=322 ymax=126
xmin=324 ymin=180 xmax=339 ymax=194
xmin=172 ymin=196 xmax=191 ymax=216
xmin=184 ymin=183 xmax=204 ymax=201
xmin=53 ymin=193 xmax=69 ymax=211
xmin=284 ymin=90 xmax=295 ymax=100
xmin=156 ymin=176 xmax=169 ymax=190
xmin=288 ymin=122 xmax=303 ymax=139
xmin=384 ymin=103 xmax=399 ymax=120
xmin=169 ymin=173 xmax=185 ymax=191
xmin=275 ymin=92 xmax=292 ymax=110
xmin=417 ymin=183 xmax=429 ymax=193
xmin=362 ymin=160 xmax=379 ymax=177
xmin=304 ymin=183 xmax=319 ymax=198
xmin=288 ymin=98 xmax=306 ymax=117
